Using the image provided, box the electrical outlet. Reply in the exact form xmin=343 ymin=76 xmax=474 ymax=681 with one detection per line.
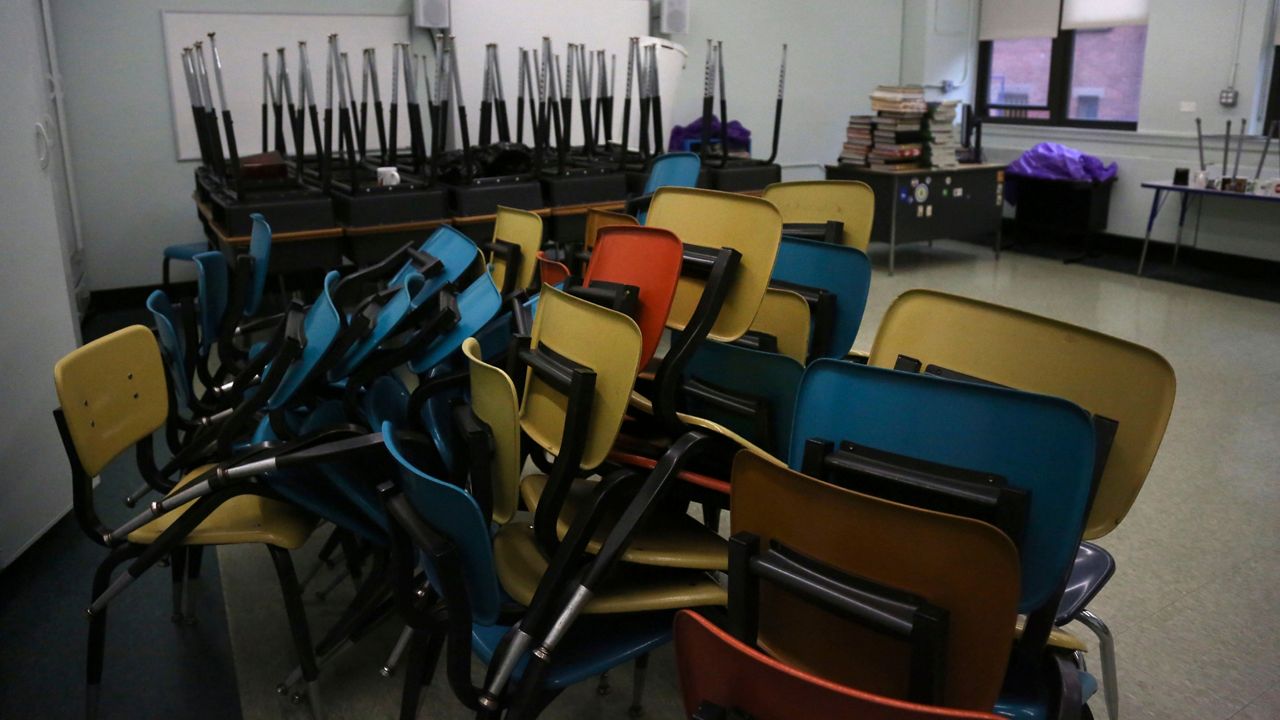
xmin=1180 ymin=101 xmax=1197 ymax=113
xmin=1219 ymin=88 xmax=1239 ymax=108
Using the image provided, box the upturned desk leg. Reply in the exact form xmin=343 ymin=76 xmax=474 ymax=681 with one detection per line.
xmin=1137 ymin=188 xmax=1163 ymax=276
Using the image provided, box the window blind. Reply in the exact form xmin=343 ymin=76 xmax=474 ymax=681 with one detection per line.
xmin=979 ymin=0 xmax=1060 ymax=40
xmin=1061 ymin=0 xmax=1150 ymax=31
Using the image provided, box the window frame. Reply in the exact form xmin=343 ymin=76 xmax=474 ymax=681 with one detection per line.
xmin=976 ymin=29 xmax=1141 ymax=131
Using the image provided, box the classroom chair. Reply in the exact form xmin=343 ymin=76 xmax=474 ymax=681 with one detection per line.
xmin=486 ymin=206 xmax=544 ymax=297
xmin=719 ymin=448 xmax=1021 ymax=713
xmin=867 ymin=289 xmax=1177 ymax=720
xmin=626 ymin=151 xmax=702 ymax=222
xmin=762 ymin=180 xmax=875 ymax=250
xmin=52 ymin=326 xmax=320 ymax=720
xmin=574 ymin=207 xmax=639 ymax=271
xmin=789 ymin=360 xmax=1098 ymax=718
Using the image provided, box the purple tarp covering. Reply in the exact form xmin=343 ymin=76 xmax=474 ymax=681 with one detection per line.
xmin=1005 ymin=142 xmax=1117 ymax=204
xmin=668 ymin=115 xmax=751 ymax=152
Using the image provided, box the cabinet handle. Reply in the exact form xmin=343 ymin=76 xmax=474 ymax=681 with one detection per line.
xmin=35 ymin=121 xmax=51 ymax=170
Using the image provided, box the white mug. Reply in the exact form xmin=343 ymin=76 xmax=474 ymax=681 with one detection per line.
xmin=376 ymin=166 xmax=401 ymax=187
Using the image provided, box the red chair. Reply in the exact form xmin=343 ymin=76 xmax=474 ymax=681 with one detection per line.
xmin=583 ymin=225 xmax=684 ymax=369
xmin=536 ymin=251 xmax=571 ymax=288
xmin=675 ymin=611 xmax=1003 ymax=720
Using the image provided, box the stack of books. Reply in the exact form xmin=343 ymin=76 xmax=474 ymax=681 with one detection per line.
xmin=840 ymin=115 xmax=876 ymax=165
xmin=836 ymin=85 xmax=928 ymax=168
xmin=925 ymin=100 xmax=961 ymax=169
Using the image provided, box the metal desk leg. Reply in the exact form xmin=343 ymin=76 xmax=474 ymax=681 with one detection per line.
xmin=1136 ymin=188 xmax=1164 ymax=276
xmin=889 ymin=181 xmax=898 ymax=276
xmin=1172 ymin=191 xmax=1189 ymax=267
xmin=1191 ymin=194 xmax=1203 ymax=249
xmin=995 ymin=215 xmax=1002 ymax=259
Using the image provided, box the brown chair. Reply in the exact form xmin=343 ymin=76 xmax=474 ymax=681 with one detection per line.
xmin=730 ymin=449 xmax=1021 ymax=711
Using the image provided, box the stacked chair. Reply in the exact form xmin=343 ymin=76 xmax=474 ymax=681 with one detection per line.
xmin=52 ymin=179 xmax=1173 ymax=720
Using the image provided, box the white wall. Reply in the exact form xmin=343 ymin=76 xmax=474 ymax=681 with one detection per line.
xmin=0 ymin=0 xmax=82 ymax=568
xmin=912 ymin=0 xmax=1280 ymax=259
xmin=669 ymin=0 xmax=904 ymax=180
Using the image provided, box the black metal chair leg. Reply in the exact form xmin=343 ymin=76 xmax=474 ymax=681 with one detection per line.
xmin=169 ymin=547 xmax=188 ymax=623
xmin=163 ymin=257 xmax=172 ymax=295
xmin=87 ymin=544 xmax=145 ymax=720
xmin=266 ymin=545 xmax=321 ymax=715
xmin=398 ymin=629 xmax=437 ymax=720
xmin=181 ymin=546 xmax=203 ymax=625
xmin=629 ymin=653 xmax=650 ymax=718
xmin=339 ymin=532 xmax=366 ymax=582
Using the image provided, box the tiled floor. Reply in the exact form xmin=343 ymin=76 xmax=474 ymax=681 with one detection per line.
xmin=219 ymin=239 xmax=1279 ymax=719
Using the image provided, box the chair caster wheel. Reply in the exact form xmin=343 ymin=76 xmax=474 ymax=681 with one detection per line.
xmin=275 ymin=683 xmax=288 ymax=696
xmin=291 ymin=692 xmax=305 ymax=705
xmin=380 ymin=667 xmax=394 ymax=678
xmin=628 ymin=705 xmax=645 ymax=718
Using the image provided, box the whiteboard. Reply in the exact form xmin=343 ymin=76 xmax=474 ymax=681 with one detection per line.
xmin=162 ymin=11 xmax=411 ymax=161
xmin=448 ymin=1 xmax=683 ymax=149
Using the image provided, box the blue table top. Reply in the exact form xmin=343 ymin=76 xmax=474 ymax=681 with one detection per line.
xmin=1142 ymin=181 xmax=1280 ymax=204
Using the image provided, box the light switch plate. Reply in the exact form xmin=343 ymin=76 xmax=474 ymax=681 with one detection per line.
xmin=1219 ymin=88 xmax=1239 ymax=108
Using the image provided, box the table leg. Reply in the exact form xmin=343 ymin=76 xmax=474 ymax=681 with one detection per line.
xmin=1172 ymin=191 xmax=1189 ymax=267
xmin=889 ymin=178 xmax=898 ymax=276
xmin=1137 ymin=188 xmax=1164 ymax=276
xmin=995 ymin=214 xmax=1002 ymax=260
xmin=1191 ymin=194 xmax=1203 ymax=249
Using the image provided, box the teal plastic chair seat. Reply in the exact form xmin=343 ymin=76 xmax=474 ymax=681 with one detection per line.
xmin=788 ymin=360 xmax=1096 ymax=614
xmin=146 ymin=290 xmax=192 ymax=409
xmin=682 ymin=340 xmax=803 ymax=456
xmin=192 ymin=251 xmax=229 ymax=356
xmin=636 ymin=152 xmax=701 ymax=224
xmin=771 ymin=236 xmax=871 ymax=360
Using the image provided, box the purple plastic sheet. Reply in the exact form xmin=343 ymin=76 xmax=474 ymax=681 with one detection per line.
xmin=1006 ymin=142 xmax=1117 ymax=204
xmin=668 ymin=115 xmax=751 ymax=152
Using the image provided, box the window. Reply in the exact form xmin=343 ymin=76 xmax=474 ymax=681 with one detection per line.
xmin=976 ymin=1 xmax=1148 ymax=130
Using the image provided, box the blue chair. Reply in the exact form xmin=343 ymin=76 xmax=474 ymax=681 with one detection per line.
xmin=627 ymin=151 xmax=702 ymax=223
xmin=789 ymin=360 xmax=1098 ymax=718
xmin=381 ymin=424 xmax=678 ymax=719
xmin=146 ymin=290 xmax=193 ymax=413
xmin=161 ymin=241 xmax=209 ymax=291
xmin=243 ymin=213 xmax=273 ymax=316
xmin=770 ymin=235 xmax=872 ymax=361
xmin=681 ymin=340 xmax=802 ymax=456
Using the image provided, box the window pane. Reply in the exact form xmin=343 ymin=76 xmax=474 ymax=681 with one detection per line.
xmin=987 ymin=37 xmax=1053 ymax=111
xmin=1069 ymin=26 xmax=1147 ymax=122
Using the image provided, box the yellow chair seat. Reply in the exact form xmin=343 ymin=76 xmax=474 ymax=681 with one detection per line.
xmin=127 ymin=465 xmax=316 ymax=549
xmin=493 ymin=522 xmax=727 ymax=613
xmin=1013 ymin=617 xmax=1089 ymax=652
xmin=519 ymin=474 xmax=728 ymax=570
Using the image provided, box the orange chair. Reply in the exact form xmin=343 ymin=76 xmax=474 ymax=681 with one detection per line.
xmin=582 ymin=225 xmax=684 ymax=369
xmin=536 ymin=252 xmax=571 ymax=288
xmin=576 ymin=208 xmax=639 ymax=271
xmin=675 ymin=611 xmax=1004 ymax=720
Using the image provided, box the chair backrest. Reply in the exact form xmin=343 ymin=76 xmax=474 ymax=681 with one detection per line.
xmin=409 ymin=271 xmax=504 ymax=374
xmin=583 ymin=208 xmax=639 ymax=254
xmin=788 ymin=360 xmax=1095 ymax=615
xmin=269 ymin=270 xmax=344 ymax=409
xmin=385 ymin=423 xmax=504 ymax=625
xmin=682 ymin=341 xmax=803 ymax=455
xmin=731 ymin=450 xmax=1021 ymax=711
xmin=763 ymin=180 xmax=875 ymax=250
xmin=522 ymin=286 xmax=643 ymax=469
xmin=643 ymin=151 xmax=702 ymax=195
xmin=146 ymin=290 xmax=191 ymax=409
xmin=461 ymin=338 xmax=523 ymax=525
xmin=329 ymin=272 xmax=427 ymax=380
xmin=391 ymin=224 xmax=484 ymax=293
xmin=868 ymin=290 xmax=1176 ymax=539
xmin=747 ymin=288 xmax=811 ymax=364
xmin=674 ymin=610 xmax=1005 ymax=720
xmin=647 ymin=187 xmax=782 ymax=343
xmin=584 ymin=226 xmax=684 ymax=368
xmin=489 ymin=206 xmax=544 ymax=293
xmin=53 ymin=325 xmax=170 ymax=477
xmin=772 ymin=235 xmax=872 ymax=359
xmin=536 ymin=252 xmax=571 ymax=288
xmin=193 ymin=251 xmax=229 ymax=355
xmin=245 ymin=212 xmax=273 ymax=316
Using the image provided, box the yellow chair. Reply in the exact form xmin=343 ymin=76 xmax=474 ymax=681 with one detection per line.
xmin=581 ymin=208 xmax=639 ymax=259
xmin=488 ymin=206 xmax=544 ymax=295
xmin=762 ymin=180 xmax=875 ymax=251
xmin=744 ymin=288 xmax=811 ymax=364
xmin=459 ymin=288 xmax=726 ymax=607
xmin=52 ymin=326 xmax=318 ymax=717
xmin=868 ymin=289 xmax=1177 ymax=720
